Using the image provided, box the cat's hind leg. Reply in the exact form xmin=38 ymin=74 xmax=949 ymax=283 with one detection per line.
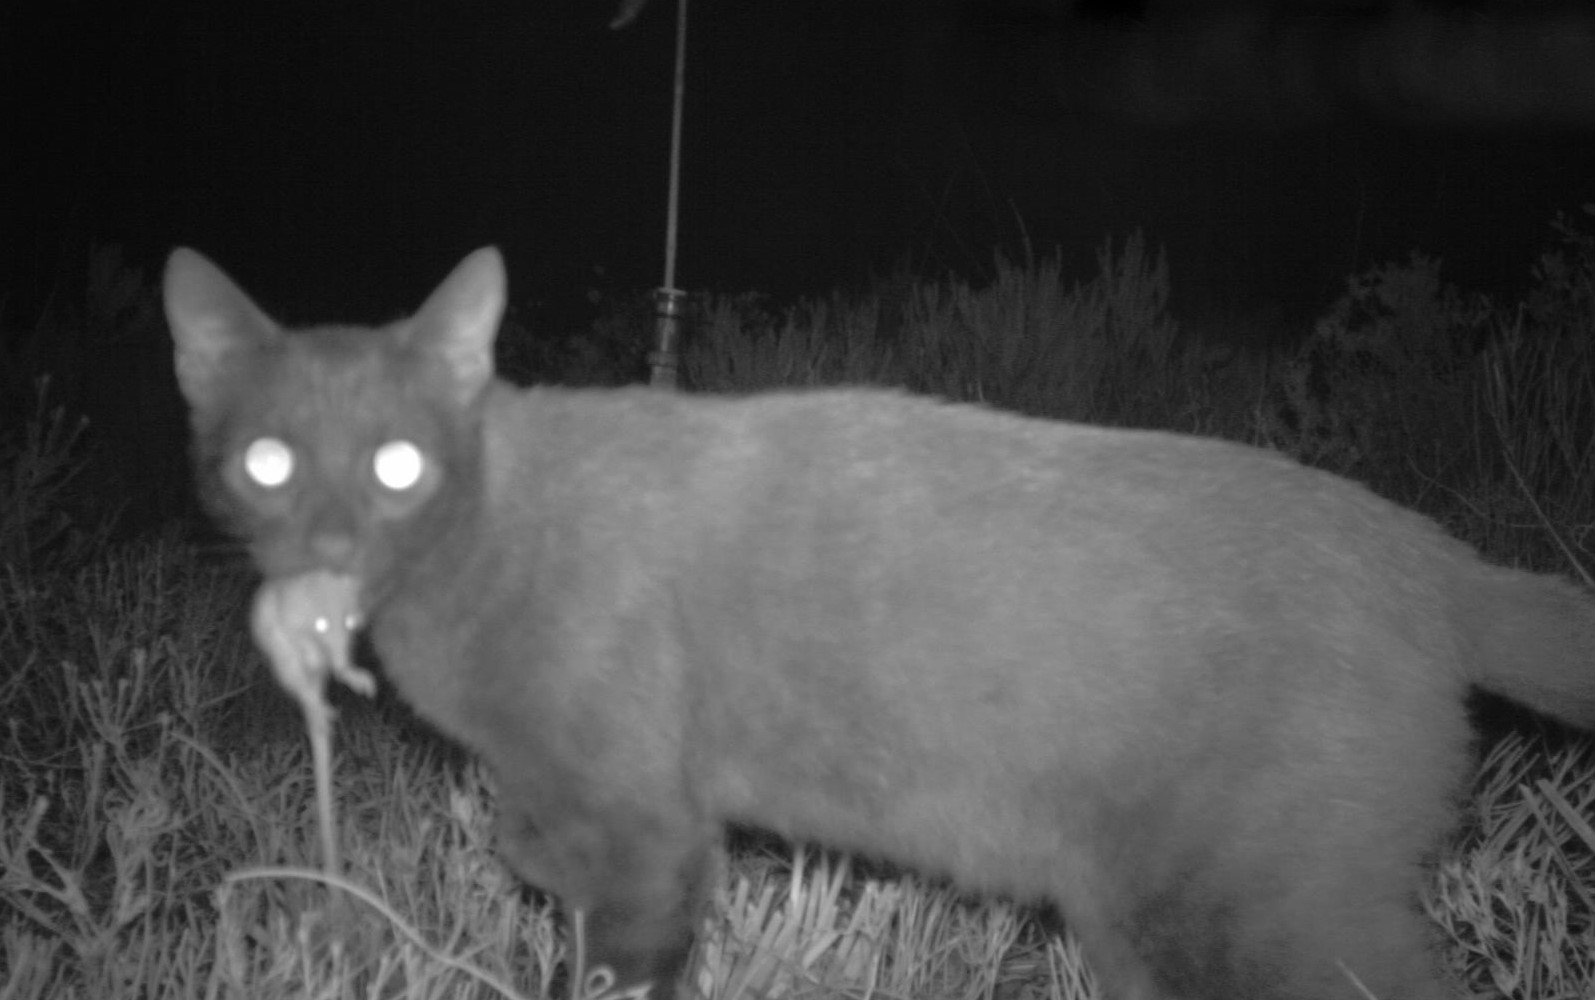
xmin=1043 ymin=820 xmax=1460 ymax=1000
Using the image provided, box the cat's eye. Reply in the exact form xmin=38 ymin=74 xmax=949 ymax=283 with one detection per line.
xmin=243 ymin=437 xmax=295 ymax=489
xmin=373 ymin=440 xmax=426 ymax=492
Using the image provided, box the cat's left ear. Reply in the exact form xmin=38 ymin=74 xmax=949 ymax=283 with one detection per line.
xmin=411 ymin=247 xmax=506 ymax=406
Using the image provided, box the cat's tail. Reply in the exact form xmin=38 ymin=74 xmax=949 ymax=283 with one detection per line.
xmin=1458 ymin=562 xmax=1595 ymax=730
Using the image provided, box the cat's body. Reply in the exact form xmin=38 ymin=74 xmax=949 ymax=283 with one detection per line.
xmin=166 ymin=246 xmax=1595 ymax=1000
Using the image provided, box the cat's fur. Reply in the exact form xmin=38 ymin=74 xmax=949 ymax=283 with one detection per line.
xmin=165 ymin=245 xmax=1595 ymax=1000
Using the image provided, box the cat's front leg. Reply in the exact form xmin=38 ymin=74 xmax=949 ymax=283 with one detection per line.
xmin=495 ymin=798 xmax=715 ymax=999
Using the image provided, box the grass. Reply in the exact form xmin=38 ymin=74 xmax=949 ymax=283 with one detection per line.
xmin=4 ymin=209 xmax=1595 ymax=998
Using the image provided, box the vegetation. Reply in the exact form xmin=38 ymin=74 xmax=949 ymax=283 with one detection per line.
xmin=3 ymin=208 xmax=1594 ymax=998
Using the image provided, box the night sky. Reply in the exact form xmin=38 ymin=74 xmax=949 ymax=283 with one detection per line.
xmin=8 ymin=0 xmax=1595 ymax=337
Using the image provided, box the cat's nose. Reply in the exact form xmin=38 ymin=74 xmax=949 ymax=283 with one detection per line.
xmin=309 ymin=532 xmax=357 ymax=567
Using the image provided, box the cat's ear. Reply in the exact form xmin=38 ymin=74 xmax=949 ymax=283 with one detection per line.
xmin=411 ymin=247 xmax=506 ymax=406
xmin=164 ymin=248 xmax=283 ymax=411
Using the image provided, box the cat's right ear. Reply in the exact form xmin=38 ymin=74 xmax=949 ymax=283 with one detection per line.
xmin=164 ymin=248 xmax=283 ymax=411
xmin=410 ymin=247 xmax=506 ymax=408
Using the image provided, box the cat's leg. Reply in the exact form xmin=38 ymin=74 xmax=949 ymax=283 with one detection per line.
xmin=1038 ymin=867 xmax=1182 ymax=1000
xmin=1064 ymin=921 xmax=1176 ymax=1000
xmin=495 ymin=795 xmax=715 ymax=998
xmin=1089 ymin=836 xmax=1461 ymax=1000
xmin=579 ymin=831 xmax=714 ymax=998
xmin=1249 ymin=721 xmax=1469 ymax=1000
xmin=1326 ymin=912 xmax=1458 ymax=1000
xmin=1266 ymin=874 xmax=1460 ymax=1000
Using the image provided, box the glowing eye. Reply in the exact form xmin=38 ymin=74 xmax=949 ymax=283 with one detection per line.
xmin=373 ymin=440 xmax=425 ymax=491
xmin=243 ymin=437 xmax=295 ymax=488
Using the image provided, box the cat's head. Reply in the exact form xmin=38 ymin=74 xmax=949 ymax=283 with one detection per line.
xmin=163 ymin=247 xmax=506 ymax=583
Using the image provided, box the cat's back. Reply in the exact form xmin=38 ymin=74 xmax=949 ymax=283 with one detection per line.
xmin=485 ymin=381 xmax=1322 ymax=498
xmin=719 ymin=387 xmax=1452 ymax=545
xmin=483 ymin=382 xmax=1458 ymax=565
xmin=475 ymin=382 xmax=1480 ymax=625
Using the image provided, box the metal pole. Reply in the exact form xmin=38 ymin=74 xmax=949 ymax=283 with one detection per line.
xmin=647 ymin=0 xmax=689 ymax=388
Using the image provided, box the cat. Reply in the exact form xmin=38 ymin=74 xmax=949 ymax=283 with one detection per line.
xmin=164 ymin=245 xmax=1595 ymax=1000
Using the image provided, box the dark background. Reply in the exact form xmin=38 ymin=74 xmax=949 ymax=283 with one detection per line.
xmin=8 ymin=0 xmax=1595 ymax=325
xmin=4 ymin=0 xmax=1595 ymax=524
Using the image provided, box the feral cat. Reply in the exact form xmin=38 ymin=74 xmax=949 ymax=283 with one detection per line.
xmin=165 ymin=245 xmax=1595 ymax=1000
